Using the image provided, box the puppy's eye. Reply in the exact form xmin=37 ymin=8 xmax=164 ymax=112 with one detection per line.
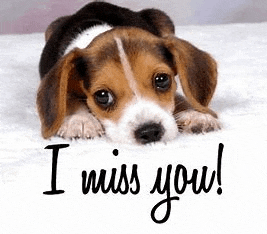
xmin=154 ymin=73 xmax=171 ymax=92
xmin=94 ymin=90 xmax=114 ymax=109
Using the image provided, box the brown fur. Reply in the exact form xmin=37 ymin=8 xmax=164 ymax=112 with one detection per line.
xmin=37 ymin=49 xmax=86 ymax=138
xmin=37 ymin=25 xmax=218 ymax=139
xmin=164 ymin=36 xmax=218 ymax=117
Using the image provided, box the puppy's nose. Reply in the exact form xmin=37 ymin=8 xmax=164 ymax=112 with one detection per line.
xmin=134 ymin=123 xmax=164 ymax=144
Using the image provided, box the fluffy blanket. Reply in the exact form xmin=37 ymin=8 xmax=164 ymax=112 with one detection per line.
xmin=0 ymin=23 xmax=266 ymax=233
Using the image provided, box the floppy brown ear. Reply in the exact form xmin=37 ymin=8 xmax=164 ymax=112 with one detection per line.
xmin=165 ymin=36 xmax=218 ymax=117
xmin=37 ymin=49 xmax=89 ymax=138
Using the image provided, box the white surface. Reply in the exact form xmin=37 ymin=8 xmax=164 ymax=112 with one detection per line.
xmin=0 ymin=23 xmax=267 ymax=233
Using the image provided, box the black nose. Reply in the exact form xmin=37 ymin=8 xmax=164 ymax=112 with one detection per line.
xmin=134 ymin=123 xmax=164 ymax=144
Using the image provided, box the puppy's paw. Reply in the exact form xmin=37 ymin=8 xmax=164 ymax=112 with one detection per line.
xmin=175 ymin=110 xmax=221 ymax=134
xmin=57 ymin=111 xmax=104 ymax=139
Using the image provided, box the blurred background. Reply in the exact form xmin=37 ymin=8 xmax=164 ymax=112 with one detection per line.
xmin=1 ymin=0 xmax=267 ymax=34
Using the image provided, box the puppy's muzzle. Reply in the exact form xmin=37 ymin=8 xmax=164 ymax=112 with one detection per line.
xmin=134 ymin=122 xmax=165 ymax=144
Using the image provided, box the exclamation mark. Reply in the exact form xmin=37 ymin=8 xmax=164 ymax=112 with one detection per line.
xmin=217 ymin=143 xmax=224 ymax=195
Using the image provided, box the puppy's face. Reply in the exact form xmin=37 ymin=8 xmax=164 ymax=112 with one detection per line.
xmin=79 ymin=28 xmax=178 ymax=143
xmin=38 ymin=26 xmax=218 ymax=144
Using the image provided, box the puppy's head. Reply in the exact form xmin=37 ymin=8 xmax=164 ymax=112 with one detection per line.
xmin=37 ymin=28 xmax=217 ymax=144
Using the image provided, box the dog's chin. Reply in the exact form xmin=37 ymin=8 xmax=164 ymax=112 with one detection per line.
xmin=101 ymin=100 xmax=178 ymax=144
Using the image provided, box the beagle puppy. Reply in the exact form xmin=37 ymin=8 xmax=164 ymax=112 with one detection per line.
xmin=37 ymin=2 xmax=220 ymax=144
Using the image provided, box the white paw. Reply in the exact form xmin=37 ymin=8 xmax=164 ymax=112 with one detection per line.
xmin=175 ymin=110 xmax=221 ymax=134
xmin=57 ymin=110 xmax=104 ymax=139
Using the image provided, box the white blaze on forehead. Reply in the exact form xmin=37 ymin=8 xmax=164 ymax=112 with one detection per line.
xmin=114 ymin=37 xmax=140 ymax=96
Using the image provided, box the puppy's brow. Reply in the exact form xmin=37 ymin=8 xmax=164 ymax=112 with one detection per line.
xmin=97 ymin=42 xmax=120 ymax=64
xmin=156 ymin=44 xmax=176 ymax=73
xmin=114 ymin=37 xmax=139 ymax=96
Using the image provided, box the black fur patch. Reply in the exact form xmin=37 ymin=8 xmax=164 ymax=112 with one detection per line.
xmin=39 ymin=19 xmax=104 ymax=78
xmin=74 ymin=56 xmax=88 ymax=78
xmin=139 ymin=8 xmax=175 ymax=36
xmin=157 ymin=44 xmax=176 ymax=73
xmin=73 ymin=56 xmax=91 ymax=90
xmin=75 ymin=2 xmax=170 ymax=37
xmin=39 ymin=2 xmax=175 ymax=78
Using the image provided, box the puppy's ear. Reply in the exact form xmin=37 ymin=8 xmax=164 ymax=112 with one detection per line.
xmin=164 ymin=36 xmax=218 ymax=117
xmin=139 ymin=9 xmax=175 ymax=37
xmin=37 ymin=49 xmax=90 ymax=138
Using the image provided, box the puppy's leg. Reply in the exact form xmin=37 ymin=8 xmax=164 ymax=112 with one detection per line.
xmin=57 ymin=99 xmax=104 ymax=139
xmin=174 ymin=95 xmax=220 ymax=134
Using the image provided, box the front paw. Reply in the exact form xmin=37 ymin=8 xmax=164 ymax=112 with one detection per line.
xmin=175 ymin=110 xmax=221 ymax=134
xmin=57 ymin=112 xmax=104 ymax=139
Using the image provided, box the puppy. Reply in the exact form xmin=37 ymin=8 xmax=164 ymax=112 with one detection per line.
xmin=37 ymin=2 xmax=220 ymax=144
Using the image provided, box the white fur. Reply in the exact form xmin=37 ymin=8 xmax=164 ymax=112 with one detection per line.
xmin=103 ymin=99 xmax=178 ymax=144
xmin=57 ymin=107 xmax=104 ymax=139
xmin=114 ymin=37 xmax=139 ymax=96
xmin=175 ymin=110 xmax=221 ymax=133
xmin=64 ymin=24 xmax=112 ymax=55
xmin=104 ymin=39 xmax=178 ymax=144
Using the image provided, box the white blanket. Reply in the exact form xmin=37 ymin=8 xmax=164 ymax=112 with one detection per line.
xmin=1 ymin=23 xmax=267 ymax=233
